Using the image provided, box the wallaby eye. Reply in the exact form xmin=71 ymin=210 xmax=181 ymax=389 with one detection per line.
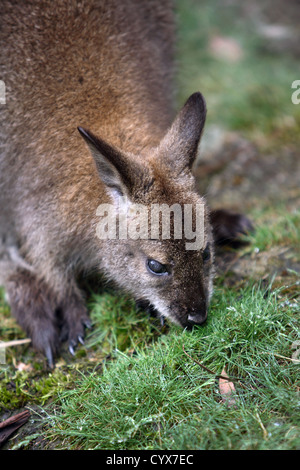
xmin=202 ymin=245 xmax=211 ymax=263
xmin=147 ymin=259 xmax=169 ymax=276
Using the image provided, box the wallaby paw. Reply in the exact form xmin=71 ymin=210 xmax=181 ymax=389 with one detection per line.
xmin=210 ymin=209 xmax=253 ymax=246
xmin=67 ymin=322 xmax=89 ymax=356
xmin=59 ymin=302 xmax=91 ymax=356
xmin=5 ymin=269 xmax=60 ymax=367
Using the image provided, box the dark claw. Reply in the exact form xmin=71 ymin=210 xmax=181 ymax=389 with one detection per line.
xmin=160 ymin=315 xmax=166 ymax=326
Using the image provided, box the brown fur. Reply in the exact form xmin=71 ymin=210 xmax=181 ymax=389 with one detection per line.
xmin=0 ymin=0 xmax=250 ymax=365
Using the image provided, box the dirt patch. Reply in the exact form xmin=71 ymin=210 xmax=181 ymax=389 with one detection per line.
xmin=195 ymin=132 xmax=300 ymax=211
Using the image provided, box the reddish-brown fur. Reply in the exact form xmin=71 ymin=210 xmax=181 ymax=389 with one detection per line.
xmin=0 ymin=1 xmax=251 ymax=366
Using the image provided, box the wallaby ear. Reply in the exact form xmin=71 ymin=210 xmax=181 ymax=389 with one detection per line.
xmin=159 ymin=92 xmax=206 ymax=175
xmin=78 ymin=127 xmax=138 ymax=199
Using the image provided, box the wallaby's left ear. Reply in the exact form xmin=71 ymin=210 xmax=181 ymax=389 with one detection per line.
xmin=78 ymin=126 xmax=143 ymax=200
xmin=159 ymin=92 xmax=206 ymax=175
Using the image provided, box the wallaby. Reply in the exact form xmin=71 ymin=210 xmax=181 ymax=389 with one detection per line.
xmin=0 ymin=0 xmax=251 ymax=367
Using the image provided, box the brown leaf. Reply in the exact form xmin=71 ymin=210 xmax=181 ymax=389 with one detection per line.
xmin=0 ymin=410 xmax=30 ymax=447
xmin=219 ymin=368 xmax=237 ymax=407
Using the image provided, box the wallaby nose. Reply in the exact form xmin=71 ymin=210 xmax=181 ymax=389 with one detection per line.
xmin=186 ymin=311 xmax=207 ymax=328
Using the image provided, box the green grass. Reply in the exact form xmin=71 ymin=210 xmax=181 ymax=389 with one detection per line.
xmin=246 ymin=205 xmax=300 ymax=252
xmin=41 ymin=282 xmax=299 ymax=450
xmin=175 ymin=0 xmax=300 ymax=139
xmin=86 ymin=292 xmax=163 ymax=354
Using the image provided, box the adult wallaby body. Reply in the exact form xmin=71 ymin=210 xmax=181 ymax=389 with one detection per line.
xmin=0 ymin=0 xmax=251 ymax=366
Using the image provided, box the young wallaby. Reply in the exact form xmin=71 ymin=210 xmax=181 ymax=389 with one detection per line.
xmin=0 ymin=0 xmax=251 ymax=366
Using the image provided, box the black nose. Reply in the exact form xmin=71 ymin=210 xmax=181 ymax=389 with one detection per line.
xmin=186 ymin=311 xmax=207 ymax=328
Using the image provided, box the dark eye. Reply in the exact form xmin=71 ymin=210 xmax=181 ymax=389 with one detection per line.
xmin=202 ymin=245 xmax=211 ymax=263
xmin=147 ymin=259 xmax=169 ymax=275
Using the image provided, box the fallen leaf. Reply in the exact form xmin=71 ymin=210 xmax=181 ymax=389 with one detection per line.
xmin=13 ymin=359 xmax=33 ymax=372
xmin=219 ymin=368 xmax=237 ymax=407
xmin=0 ymin=410 xmax=30 ymax=447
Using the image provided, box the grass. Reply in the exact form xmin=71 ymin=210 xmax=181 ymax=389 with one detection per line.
xmin=246 ymin=206 xmax=300 ymax=252
xmin=40 ymin=281 xmax=299 ymax=450
xmin=86 ymin=292 xmax=163 ymax=354
xmin=175 ymin=0 xmax=300 ymax=139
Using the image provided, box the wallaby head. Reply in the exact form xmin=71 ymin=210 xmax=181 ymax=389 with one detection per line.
xmin=78 ymin=93 xmax=214 ymax=328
